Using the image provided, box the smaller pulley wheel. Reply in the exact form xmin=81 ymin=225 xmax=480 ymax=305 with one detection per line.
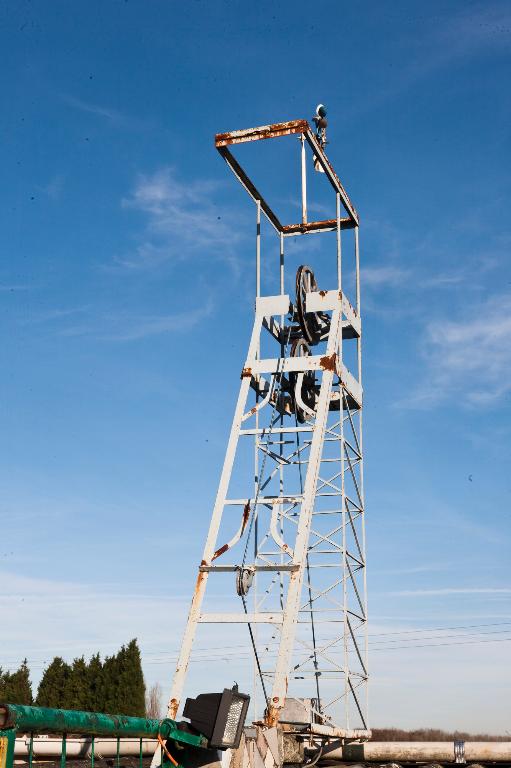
xmin=290 ymin=338 xmax=316 ymax=423
xmin=235 ymin=566 xmax=254 ymax=596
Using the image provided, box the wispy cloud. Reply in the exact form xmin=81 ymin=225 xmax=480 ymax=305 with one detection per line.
xmin=344 ymin=3 xmax=511 ymax=123
xmin=408 ymin=292 xmax=511 ymax=407
xmin=19 ymin=300 xmax=213 ymax=342
xmin=0 ymin=284 xmax=31 ymax=292
xmin=390 ymin=587 xmax=511 ymax=597
xmin=115 ymin=168 xmax=243 ymax=272
xmin=0 ymin=570 xmax=188 ymax=683
xmin=63 ymin=95 xmax=152 ymax=131
xmin=39 ymin=174 xmax=65 ymax=200
xmin=362 ymin=265 xmax=411 ymax=288
xmin=373 ymin=563 xmax=451 ymax=576
xmin=70 ymin=303 xmax=213 ymax=341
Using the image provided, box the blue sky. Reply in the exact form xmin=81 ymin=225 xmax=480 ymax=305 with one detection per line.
xmin=1 ymin=0 xmax=511 ymax=732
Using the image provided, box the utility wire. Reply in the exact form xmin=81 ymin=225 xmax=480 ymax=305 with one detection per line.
xmin=295 ymin=405 xmax=322 ymax=712
xmin=239 ymin=355 xmax=286 ymax=712
xmin=10 ymin=622 xmax=511 ymax=668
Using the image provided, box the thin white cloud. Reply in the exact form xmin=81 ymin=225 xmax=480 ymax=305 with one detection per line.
xmin=343 ymin=3 xmax=511 ymax=123
xmin=117 ymin=167 xmax=243 ymax=272
xmin=0 ymin=570 xmax=188 ymax=684
xmin=53 ymin=302 xmax=213 ymax=342
xmin=390 ymin=587 xmax=511 ymax=597
xmin=20 ymin=302 xmax=213 ymax=342
xmin=97 ymin=302 xmax=213 ymax=342
xmin=63 ymin=95 xmax=152 ymax=131
xmin=362 ymin=265 xmax=411 ymax=288
xmin=0 ymin=284 xmax=31 ymax=292
xmin=373 ymin=562 xmax=451 ymax=576
xmin=408 ymin=292 xmax=511 ymax=406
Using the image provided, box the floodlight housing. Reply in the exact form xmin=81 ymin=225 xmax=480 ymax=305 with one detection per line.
xmin=183 ymin=687 xmax=250 ymax=750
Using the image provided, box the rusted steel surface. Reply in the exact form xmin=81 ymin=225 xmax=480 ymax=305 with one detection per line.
xmin=216 ymin=119 xmax=359 ymax=230
xmin=168 ymin=698 xmax=178 ymax=720
xmin=215 ymin=119 xmax=308 ymax=147
xmin=282 ymin=217 xmax=355 ymax=235
xmin=319 ymin=352 xmax=338 ymax=372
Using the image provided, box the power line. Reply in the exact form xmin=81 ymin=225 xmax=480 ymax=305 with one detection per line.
xmin=4 ymin=620 xmax=511 ymax=669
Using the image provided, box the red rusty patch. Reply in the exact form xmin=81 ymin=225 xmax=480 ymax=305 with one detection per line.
xmin=215 ymin=120 xmax=308 ymax=147
xmin=320 ymin=352 xmax=337 ymax=372
xmin=212 ymin=543 xmax=229 ymax=561
xmin=242 ymin=500 xmax=251 ymax=528
xmin=169 ymin=698 xmax=179 ymax=719
xmin=241 ymin=367 xmax=252 ymax=379
xmin=282 ymin=217 xmax=355 ymax=235
xmin=319 ymin=289 xmax=327 ymax=297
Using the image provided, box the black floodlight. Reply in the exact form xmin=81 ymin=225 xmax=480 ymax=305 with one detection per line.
xmin=183 ymin=686 xmax=250 ymax=750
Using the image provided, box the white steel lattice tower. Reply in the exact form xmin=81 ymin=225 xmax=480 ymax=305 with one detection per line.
xmin=167 ymin=120 xmax=369 ymax=739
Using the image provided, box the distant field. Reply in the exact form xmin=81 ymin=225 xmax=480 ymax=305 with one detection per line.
xmin=371 ymin=729 xmax=509 ymax=742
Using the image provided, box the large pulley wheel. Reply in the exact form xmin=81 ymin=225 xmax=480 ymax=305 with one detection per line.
xmin=290 ymin=338 xmax=316 ymax=423
xmin=295 ymin=265 xmax=322 ymax=345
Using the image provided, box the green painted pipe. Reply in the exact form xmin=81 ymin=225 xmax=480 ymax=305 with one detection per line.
xmin=0 ymin=704 xmax=206 ymax=748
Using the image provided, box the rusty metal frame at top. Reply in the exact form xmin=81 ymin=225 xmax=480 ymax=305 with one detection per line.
xmin=215 ymin=119 xmax=359 ymax=235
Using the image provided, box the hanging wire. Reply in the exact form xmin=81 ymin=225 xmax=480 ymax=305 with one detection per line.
xmin=295 ymin=408 xmax=322 ymax=712
xmin=239 ymin=355 xmax=287 ymax=711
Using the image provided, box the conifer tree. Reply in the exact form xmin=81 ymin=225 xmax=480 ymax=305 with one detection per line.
xmin=37 ymin=657 xmax=71 ymax=708
xmin=123 ymin=639 xmax=145 ymax=717
xmin=101 ymin=651 xmax=120 ymax=713
xmin=32 ymin=640 xmax=146 ymax=715
xmin=0 ymin=660 xmax=33 ymax=704
xmin=101 ymin=640 xmax=145 ymax=716
xmin=63 ymin=657 xmax=89 ymax=710
xmin=87 ymin=653 xmax=104 ymax=711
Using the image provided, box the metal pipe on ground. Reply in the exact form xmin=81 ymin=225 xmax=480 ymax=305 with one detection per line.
xmin=321 ymin=741 xmax=511 ymax=763
xmin=14 ymin=738 xmax=156 ymax=759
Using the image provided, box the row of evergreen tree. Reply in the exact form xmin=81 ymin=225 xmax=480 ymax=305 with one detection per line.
xmin=0 ymin=639 xmax=146 ymax=717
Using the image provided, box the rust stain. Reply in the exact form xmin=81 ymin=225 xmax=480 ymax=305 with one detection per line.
xmin=242 ymin=500 xmax=251 ymax=528
xmin=320 ymin=352 xmax=337 ymax=372
xmin=249 ymin=406 xmax=257 ymax=415
xmin=169 ymin=698 xmax=178 ymax=719
xmin=282 ymin=217 xmax=355 ymax=235
xmin=212 ymin=543 xmax=229 ymax=561
xmin=215 ymin=120 xmax=308 ymax=147
xmin=200 ymin=559 xmax=207 ymax=567
xmin=193 ymin=571 xmax=206 ymax=593
xmin=241 ymin=367 xmax=252 ymax=379
xmin=319 ymin=289 xmax=327 ymax=297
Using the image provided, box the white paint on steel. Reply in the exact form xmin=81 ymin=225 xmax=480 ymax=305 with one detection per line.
xmin=166 ymin=124 xmax=369 ymax=735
